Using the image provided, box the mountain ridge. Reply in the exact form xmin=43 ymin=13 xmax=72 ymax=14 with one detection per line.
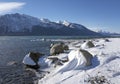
xmin=0 ymin=13 xmax=101 ymax=36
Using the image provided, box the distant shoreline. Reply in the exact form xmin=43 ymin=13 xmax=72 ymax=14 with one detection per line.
xmin=0 ymin=35 xmax=119 ymax=39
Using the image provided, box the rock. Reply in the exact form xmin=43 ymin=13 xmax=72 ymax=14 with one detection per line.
xmin=81 ymin=41 xmax=95 ymax=49
xmin=50 ymin=43 xmax=69 ymax=55
xmin=54 ymin=61 xmax=63 ymax=67
xmin=41 ymin=38 xmax=46 ymax=41
xmin=50 ymin=43 xmax=64 ymax=55
xmin=25 ymin=64 xmax=40 ymax=70
xmin=23 ymin=52 xmax=44 ymax=69
xmin=29 ymin=52 xmax=44 ymax=64
xmin=47 ymin=56 xmax=59 ymax=63
xmin=47 ymin=56 xmax=64 ymax=67
xmin=79 ymin=49 xmax=93 ymax=66
xmin=0 ymin=64 xmax=38 ymax=84
xmin=61 ymin=58 xmax=69 ymax=63
xmin=57 ymin=49 xmax=93 ymax=72
xmin=50 ymin=43 xmax=54 ymax=48
xmin=85 ymin=75 xmax=110 ymax=84
xmin=63 ymin=45 xmax=69 ymax=50
xmin=104 ymin=39 xmax=110 ymax=42
xmin=7 ymin=61 xmax=18 ymax=66
xmin=86 ymin=41 xmax=95 ymax=48
xmin=23 ymin=53 xmax=36 ymax=66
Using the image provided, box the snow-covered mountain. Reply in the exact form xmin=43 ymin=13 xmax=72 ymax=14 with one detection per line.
xmin=0 ymin=13 xmax=42 ymax=32
xmin=96 ymin=30 xmax=120 ymax=36
xmin=0 ymin=13 xmax=100 ymax=36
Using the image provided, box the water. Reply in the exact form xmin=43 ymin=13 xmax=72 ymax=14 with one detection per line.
xmin=0 ymin=36 xmax=114 ymax=83
xmin=0 ymin=36 xmax=55 ymax=66
xmin=0 ymin=35 xmax=111 ymax=66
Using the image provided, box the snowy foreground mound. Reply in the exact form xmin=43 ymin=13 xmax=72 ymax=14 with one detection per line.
xmin=39 ymin=38 xmax=120 ymax=84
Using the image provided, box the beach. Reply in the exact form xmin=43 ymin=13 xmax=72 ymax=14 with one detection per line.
xmin=0 ymin=37 xmax=120 ymax=84
xmin=38 ymin=38 xmax=120 ymax=84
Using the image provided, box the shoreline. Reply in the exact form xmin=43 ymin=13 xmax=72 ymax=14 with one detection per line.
xmin=38 ymin=37 xmax=120 ymax=84
xmin=0 ymin=37 xmax=120 ymax=84
xmin=0 ymin=63 xmax=38 ymax=84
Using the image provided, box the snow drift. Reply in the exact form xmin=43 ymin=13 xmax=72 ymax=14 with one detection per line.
xmin=57 ymin=49 xmax=93 ymax=73
xmin=38 ymin=38 xmax=120 ymax=84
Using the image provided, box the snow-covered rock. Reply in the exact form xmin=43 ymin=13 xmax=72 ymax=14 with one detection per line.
xmin=81 ymin=41 xmax=95 ymax=49
xmin=38 ymin=38 xmax=120 ymax=84
xmin=23 ymin=53 xmax=36 ymax=65
xmin=57 ymin=49 xmax=93 ymax=73
xmin=23 ymin=52 xmax=44 ymax=69
xmin=50 ymin=43 xmax=64 ymax=55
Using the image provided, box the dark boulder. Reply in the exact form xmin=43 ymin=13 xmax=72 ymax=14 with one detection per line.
xmin=104 ymin=39 xmax=110 ymax=42
xmin=50 ymin=43 xmax=64 ymax=55
xmin=23 ymin=52 xmax=44 ymax=69
xmin=29 ymin=52 xmax=44 ymax=64
xmin=63 ymin=45 xmax=69 ymax=50
xmin=50 ymin=43 xmax=69 ymax=55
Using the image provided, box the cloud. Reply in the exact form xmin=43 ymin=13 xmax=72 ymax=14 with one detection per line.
xmin=0 ymin=2 xmax=26 ymax=14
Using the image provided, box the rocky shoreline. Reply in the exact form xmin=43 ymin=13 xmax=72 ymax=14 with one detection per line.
xmin=0 ymin=39 xmax=98 ymax=84
xmin=0 ymin=63 xmax=48 ymax=84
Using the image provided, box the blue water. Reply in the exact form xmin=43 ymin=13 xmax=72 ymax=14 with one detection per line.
xmin=0 ymin=36 xmax=109 ymax=66
xmin=0 ymin=36 xmax=54 ymax=66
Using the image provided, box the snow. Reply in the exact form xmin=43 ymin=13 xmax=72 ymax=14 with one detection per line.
xmin=38 ymin=38 xmax=120 ymax=84
xmin=69 ymin=23 xmax=85 ymax=29
xmin=40 ymin=18 xmax=51 ymax=23
xmin=0 ymin=13 xmax=42 ymax=32
xmin=62 ymin=20 xmax=85 ymax=29
xmin=56 ymin=50 xmax=90 ymax=73
xmin=0 ymin=13 xmax=91 ymax=33
xmin=22 ymin=53 xmax=36 ymax=65
xmin=62 ymin=20 xmax=70 ymax=26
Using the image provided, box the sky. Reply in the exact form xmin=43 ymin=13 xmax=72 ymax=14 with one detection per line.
xmin=0 ymin=0 xmax=120 ymax=33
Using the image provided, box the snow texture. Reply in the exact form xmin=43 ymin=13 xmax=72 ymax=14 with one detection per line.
xmin=38 ymin=38 xmax=120 ymax=84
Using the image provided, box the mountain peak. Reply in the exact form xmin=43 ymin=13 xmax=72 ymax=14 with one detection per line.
xmin=63 ymin=20 xmax=71 ymax=26
xmin=0 ymin=13 xmax=100 ymax=36
xmin=40 ymin=18 xmax=51 ymax=23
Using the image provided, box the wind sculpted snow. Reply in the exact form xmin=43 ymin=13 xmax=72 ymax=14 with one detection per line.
xmin=39 ymin=38 xmax=120 ymax=84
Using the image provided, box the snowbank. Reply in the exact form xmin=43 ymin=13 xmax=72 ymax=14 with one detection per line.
xmin=56 ymin=49 xmax=93 ymax=73
xmin=38 ymin=38 xmax=120 ymax=84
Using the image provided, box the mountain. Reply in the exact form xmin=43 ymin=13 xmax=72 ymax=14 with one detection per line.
xmin=0 ymin=13 xmax=101 ymax=36
xmin=97 ymin=30 xmax=120 ymax=36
